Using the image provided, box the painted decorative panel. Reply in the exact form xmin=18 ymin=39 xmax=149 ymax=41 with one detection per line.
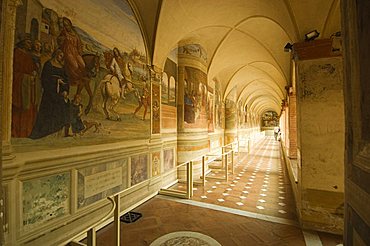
xmin=12 ymin=0 xmax=150 ymax=151
xmin=131 ymin=154 xmax=148 ymax=186
xmin=151 ymin=151 xmax=161 ymax=177
xmin=22 ymin=172 xmax=70 ymax=231
xmin=77 ymin=159 xmax=128 ymax=208
xmin=163 ymin=148 xmax=175 ymax=172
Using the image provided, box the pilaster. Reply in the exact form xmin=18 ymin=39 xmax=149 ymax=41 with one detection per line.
xmin=1 ymin=0 xmax=22 ymax=162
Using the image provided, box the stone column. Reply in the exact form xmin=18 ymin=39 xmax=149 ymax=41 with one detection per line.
xmin=1 ymin=0 xmax=21 ymax=163
xmin=176 ymin=43 xmax=208 ymax=180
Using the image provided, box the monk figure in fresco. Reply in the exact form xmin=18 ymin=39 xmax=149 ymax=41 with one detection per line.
xmin=12 ymin=34 xmax=38 ymax=138
xmin=58 ymin=17 xmax=85 ymax=84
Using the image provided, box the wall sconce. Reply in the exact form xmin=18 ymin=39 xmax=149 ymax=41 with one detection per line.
xmin=305 ymin=30 xmax=320 ymax=41
xmin=284 ymin=42 xmax=293 ymax=52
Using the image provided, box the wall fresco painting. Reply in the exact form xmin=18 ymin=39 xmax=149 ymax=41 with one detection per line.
xmin=12 ymin=0 xmax=150 ymax=149
xmin=207 ymin=87 xmax=214 ymax=132
xmin=131 ymin=154 xmax=148 ymax=186
xmin=22 ymin=172 xmax=70 ymax=231
xmin=161 ymin=72 xmax=169 ymax=105
xmin=262 ymin=111 xmax=279 ymax=127
xmin=152 ymin=72 xmax=160 ymax=134
xmin=163 ymin=57 xmax=177 ymax=106
xmin=163 ymin=148 xmax=174 ymax=172
xmin=237 ymin=101 xmax=246 ymax=128
xmin=178 ymin=44 xmax=207 ymax=63
xmin=225 ymin=87 xmax=237 ymax=129
xmin=151 ymin=151 xmax=161 ymax=177
xmin=77 ymin=159 xmax=128 ymax=208
xmin=184 ymin=66 xmax=207 ymax=128
xmin=214 ymin=79 xmax=223 ymax=129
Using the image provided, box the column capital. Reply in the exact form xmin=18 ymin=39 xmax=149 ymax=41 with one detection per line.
xmin=5 ymin=0 xmax=22 ymax=13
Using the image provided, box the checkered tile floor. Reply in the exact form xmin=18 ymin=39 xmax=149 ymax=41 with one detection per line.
xmin=171 ymin=136 xmax=297 ymax=220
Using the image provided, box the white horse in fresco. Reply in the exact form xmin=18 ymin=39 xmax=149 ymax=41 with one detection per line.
xmin=100 ymin=62 xmax=136 ymax=121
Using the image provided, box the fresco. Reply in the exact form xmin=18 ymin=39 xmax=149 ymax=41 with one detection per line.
xmin=163 ymin=148 xmax=175 ymax=172
xmin=214 ymin=79 xmax=223 ymax=129
xmin=237 ymin=101 xmax=245 ymax=128
xmin=225 ymin=87 xmax=237 ymax=129
xmin=162 ymin=56 xmax=177 ymax=106
xmin=131 ymin=154 xmax=148 ymax=186
xmin=262 ymin=111 xmax=279 ymax=127
xmin=161 ymin=72 xmax=169 ymax=105
xmin=152 ymin=71 xmax=160 ymax=134
xmin=77 ymin=159 xmax=128 ymax=208
xmin=178 ymin=44 xmax=207 ymax=63
xmin=184 ymin=66 xmax=207 ymax=128
xmin=151 ymin=151 xmax=161 ymax=177
xmin=12 ymin=0 xmax=150 ymax=149
xmin=22 ymin=172 xmax=70 ymax=231
xmin=207 ymin=87 xmax=214 ymax=132
xmin=225 ymin=99 xmax=236 ymax=129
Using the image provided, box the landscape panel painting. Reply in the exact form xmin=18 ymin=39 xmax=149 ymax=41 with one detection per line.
xmin=163 ymin=148 xmax=174 ymax=172
xmin=22 ymin=172 xmax=70 ymax=231
xmin=12 ymin=0 xmax=150 ymax=151
xmin=131 ymin=154 xmax=148 ymax=186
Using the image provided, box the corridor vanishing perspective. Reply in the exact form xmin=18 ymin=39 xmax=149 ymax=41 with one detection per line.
xmin=3 ymin=0 xmax=370 ymax=245
xmin=91 ymin=137 xmax=342 ymax=246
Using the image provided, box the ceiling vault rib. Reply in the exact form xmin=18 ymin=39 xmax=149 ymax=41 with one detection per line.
xmin=248 ymin=62 xmax=286 ymax=96
xmin=233 ymin=28 xmax=288 ymax=82
xmin=238 ymin=81 xmax=283 ymax=104
xmin=322 ymin=0 xmax=338 ymax=37
xmin=282 ymin=0 xmax=300 ymax=41
xmin=208 ymin=15 xmax=294 ymax=74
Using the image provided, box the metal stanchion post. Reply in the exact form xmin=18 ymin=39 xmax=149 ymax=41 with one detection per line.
xmin=225 ymin=154 xmax=228 ymax=182
xmin=87 ymin=228 xmax=96 ymax=246
xmin=202 ymin=156 xmax=206 ymax=186
xmin=231 ymin=150 xmax=234 ymax=174
xmin=114 ymin=194 xmax=120 ymax=246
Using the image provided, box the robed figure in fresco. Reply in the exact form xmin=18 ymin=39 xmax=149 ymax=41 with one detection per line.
xmin=12 ymin=35 xmax=38 ymax=138
xmin=29 ymin=50 xmax=70 ymax=139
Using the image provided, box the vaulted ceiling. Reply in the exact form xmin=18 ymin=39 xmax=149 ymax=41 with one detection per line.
xmin=130 ymin=0 xmax=341 ymax=115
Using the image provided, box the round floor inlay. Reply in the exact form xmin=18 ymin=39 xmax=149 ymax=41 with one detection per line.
xmin=150 ymin=231 xmax=221 ymax=246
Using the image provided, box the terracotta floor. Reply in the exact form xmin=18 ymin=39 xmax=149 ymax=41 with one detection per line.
xmin=90 ymin=136 xmax=343 ymax=246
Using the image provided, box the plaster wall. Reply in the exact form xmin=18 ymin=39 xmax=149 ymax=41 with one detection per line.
xmin=296 ymin=57 xmax=344 ymax=234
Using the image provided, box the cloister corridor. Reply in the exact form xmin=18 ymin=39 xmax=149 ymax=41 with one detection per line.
xmin=87 ymin=137 xmax=343 ymax=246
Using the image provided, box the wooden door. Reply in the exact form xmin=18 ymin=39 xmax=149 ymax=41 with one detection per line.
xmin=342 ymin=0 xmax=370 ymax=245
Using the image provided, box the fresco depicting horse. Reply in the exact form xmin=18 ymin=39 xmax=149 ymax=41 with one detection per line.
xmin=71 ymin=54 xmax=100 ymax=115
xmin=100 ymin=61 xmax=137 ymax=120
